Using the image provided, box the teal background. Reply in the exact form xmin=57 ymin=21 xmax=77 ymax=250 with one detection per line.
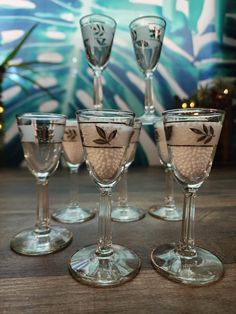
xmin=0 ymin=0 xmax=235 ymax=166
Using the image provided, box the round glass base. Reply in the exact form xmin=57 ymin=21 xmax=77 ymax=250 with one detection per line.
xmin=149 ymin=205 xmax=182 ymax=221
xmin=69 ymin=244 xmax=141 ymax=287
xmin=111 ymin=207 xmax=145 ymax=222
xmin=139 ymin=112 xmax=159 ymax=125
xmin=151 ymin=243 xmax=224 ymax=286
xmin=52 ymin=207 xmax=95 ymax=224
xmin=10 ymin=225 xmax=73 ymax=256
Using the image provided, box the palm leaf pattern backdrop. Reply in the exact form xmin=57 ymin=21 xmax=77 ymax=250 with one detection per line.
xmin=0 ymin=0 xmax=235 ymax=166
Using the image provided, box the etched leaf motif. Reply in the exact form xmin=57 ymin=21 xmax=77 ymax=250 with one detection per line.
xmin=94 ymin=139 xmax=108 ymax=144
xmin=203 ymin=124 xmax=208 ymax=135
xmin=190 ymin=124 xmax=215 ymax=144
xmin=190 ymin=128 xmax=204 ymax=135
xmin=36 ymin=125 xmax=53 ymax=143
xmin=93 ymin=126 xmax=117 ymax=145
xmin=65 ymin=128 xmax=77 ymax=140
xmin=96 ymin=125 xmax=106 ymax=139
xmin=204 ymin=137 xmax=213 ymax=144
xmin=108 ymin=130 xmax=117 ymax=142
xmin=136 ymin=40 xmax=149 ymax=47
xmin=210 ymin=126 xmax=214 ymax=136
xmin=197 ymin=135 xmax=207 ymax=142
xmin=97 ymin=38 xmax=106 ymax=46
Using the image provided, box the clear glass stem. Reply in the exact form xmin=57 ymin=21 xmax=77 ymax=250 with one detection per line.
xmin=68 ymin=165 xmax=80 ymax=209
xmin=117 ymin=168 xmax=128 ymax=208
xmin=177 ymin=189 xmax=197 ymax=257
xmin=164 ymin=166 xmax=175 ymax=208
xmin=96 ymin=188 xmax=113 ymax=256
xmin=144 ymin=71 xmax=154 ymax=115
xmin=93 ymin=69 xmax=103 ymax=110
xmin=35 ymin=179 xmax=50 ymax=234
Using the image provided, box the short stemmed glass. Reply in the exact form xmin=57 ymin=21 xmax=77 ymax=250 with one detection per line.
xmin=112 ymin=119 xmax=145 ymax=222
xmin=52 ymin=119 xmax=95 ymax=223
xmin=11 ymin=113 xmax=73 ymax=255
xmin=130 ymin=16 xmax=166 ymax=125
xmin=80 ymin=14 xmax=117 ymax=110
xmin=149 ymin=117 xmax=182 ymax=221
xmin=151 ymin=108 xmax=225 ymax=285
xmin=69 ymin=110 xmax=141 ymax=287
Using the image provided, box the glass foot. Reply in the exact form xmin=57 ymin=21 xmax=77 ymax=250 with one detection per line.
xmin=151 ymin=243 xmax=224 ymax=286
xmin=139 ymin=112 xmax=159 ymax=125
xmin=69 ymin=244 xmax=141 ymax=287
xmin=52 ymin=207 xmax=95 ymax=223
xmin=149 ymin=205 xmax=182 ymax=221
xmin=111 ymin=207 xmax=145 ymax=222
xmin=10 ymin=225 xmax=73 ymax=256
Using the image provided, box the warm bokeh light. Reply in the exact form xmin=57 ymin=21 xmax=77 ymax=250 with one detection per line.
xmin=223 ymin=88 xmax=229 ymax=94
xmin=0 ymin=124 xmax=3 ymax=130
xmin=182 ymin=102 xmax=188 ymax=109
xmin=190 ymin=101 xmax=195 ymax=108
xmin=0 ymin=106 xmax=4 ymax=113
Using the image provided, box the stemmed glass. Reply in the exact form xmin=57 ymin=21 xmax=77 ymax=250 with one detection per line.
xmin=52 ymin=119 xmax=95 ymax=223
xmin=130 ymin=16 xmax=166 ymax=125
xmin=80 ymin=14 xmax=117 ymax=110
xmin=112 ymin=119 xmax=145 ymax=222
xmin=11 ymin=113 xmax=73 ymax=255
xmin=149 ymin=117 xmax=182 ymax=221
xmin=69 ymin=110 xmax=141 ymax=287
xmin=151 ymin=108 xmax=225 ymax=285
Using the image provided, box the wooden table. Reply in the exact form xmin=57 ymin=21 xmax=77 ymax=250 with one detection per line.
xmin=0 ymin=166 xmax=235 ymax=314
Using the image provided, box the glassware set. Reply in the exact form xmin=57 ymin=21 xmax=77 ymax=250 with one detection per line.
xmin=52 ymin=119 xmax=95 ymax=223
xmin=10 ymin=14 xmax=225 ymax=288
xmin=80 ymin=13 xmax=166 ymax=126
xmin=11 ymin=113 xmax=73 ymax=255
xmin=130 ymin=16 xmax=166 ymax=124
xmin=149 ymin=117 xmax=182 ymax=221
xmin=80 ymin=14 xmax=117 ymax=110
xmin=151 ymin=108 xmax=225 ymax=285
xmin=112 ymin=119 xmax=145 ymax=222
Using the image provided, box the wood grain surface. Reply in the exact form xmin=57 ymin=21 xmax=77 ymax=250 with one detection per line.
xmin=0 ymin=166 xmax=235 ymax=314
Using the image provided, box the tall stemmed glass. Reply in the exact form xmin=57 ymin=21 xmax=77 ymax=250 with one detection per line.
xmin=112 ymin=119 xmax=145 ymax=222
xmin=149 ymin=117 xmax=182 ymax=221
xmin=69 ymin=110 xmax=141 ymax=287
xmin=11 ymin=113 xmax=73 ymax=255
xmin=52 ymin=119 xmax=95 ymax=223
xmin=80 ymin=14 xmax=116 ymax=110
xmin=130 ymin=16 xmax=166 ymax=125
xmin=151 ymin=109 xmax=225 ymax=285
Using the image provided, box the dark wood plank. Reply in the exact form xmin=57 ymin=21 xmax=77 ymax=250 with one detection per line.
xmin=0 ymin=166 xmax=235 ymax=313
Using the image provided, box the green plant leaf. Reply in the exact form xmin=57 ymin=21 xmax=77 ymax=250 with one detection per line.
xmin=1 ymin=23 xmax=38 ymax=68
xmin=6 ymin=75 xmax=30 ymax=94
xmin=15 ymin=72 xmax=57 ymax=99
xmin=7 ymin=61 xmax=52 ymax=68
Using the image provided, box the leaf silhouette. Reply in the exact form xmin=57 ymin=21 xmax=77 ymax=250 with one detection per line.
xmin=203 ymin=124 xmax=208 ymax=135
xmin=108 ymin=130 xmax=117 ymax=142
xmin=197 ymin=135 xmax=207 ymax=142
xmin=190 ymin=124 xmax=215 ymax=144
xmin=94 ymin=139 xmax=108 ymax=145
xmin=209 ymin=126 xmax=214 ymax=136
xmin=96 ymin=125 xmax=106 ymax=139
xmin=190 ymin=128 xmax=203 ymax=135
xmin=204 ymin=137 xmax=213 ymax=144
xmin=97 ymin=38 xmax=106 ymax=45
